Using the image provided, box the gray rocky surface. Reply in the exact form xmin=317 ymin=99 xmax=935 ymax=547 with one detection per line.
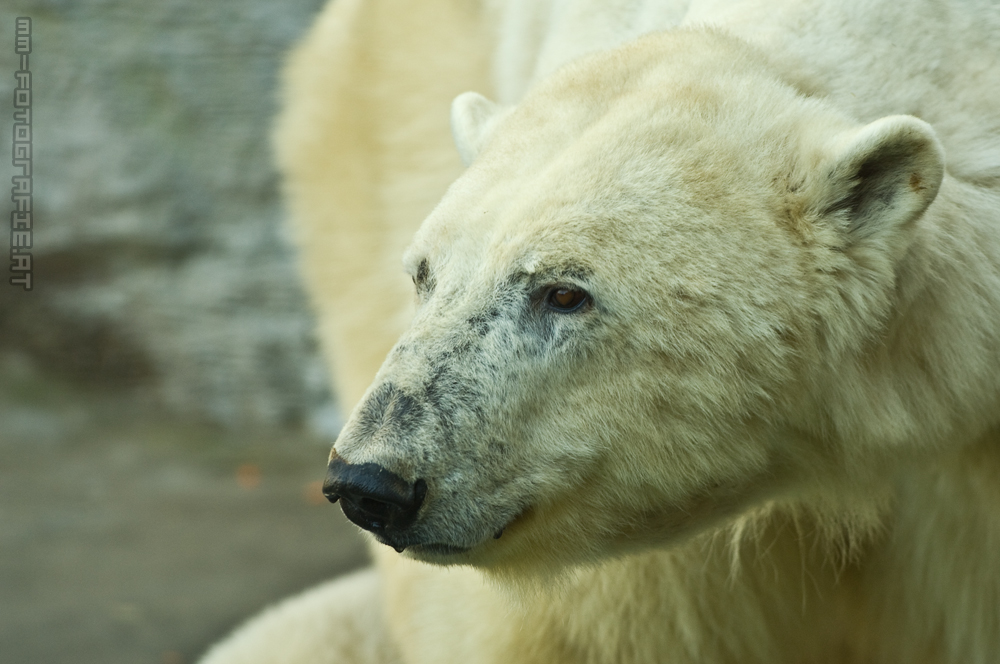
xmin=0 ymin=3 xmax=375 ymax=662
xmin=0 ymin=0 xmax=339 ymax=430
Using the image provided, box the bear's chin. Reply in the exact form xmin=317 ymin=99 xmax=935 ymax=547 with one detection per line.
xmin=410 ymin=477 xmax=777 ymax=573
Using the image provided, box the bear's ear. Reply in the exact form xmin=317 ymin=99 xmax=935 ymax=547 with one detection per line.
xmin=815 ymin=115 xmax=944 ymax=244
xmin=450 ymin=92 xmax=504 ymax=166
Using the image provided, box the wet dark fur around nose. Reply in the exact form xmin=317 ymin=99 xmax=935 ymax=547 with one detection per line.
xmin=322 ymin=454 xmax=427 ymax=547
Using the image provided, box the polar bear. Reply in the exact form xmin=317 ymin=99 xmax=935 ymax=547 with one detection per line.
xmin=200 ymin=0 xmax=1000 ymax=662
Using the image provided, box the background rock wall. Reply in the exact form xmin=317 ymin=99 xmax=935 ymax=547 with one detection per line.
xmin=0 ymin=0 xmax=339 ymax=432
xmin=0 ymin=5 xmax=378 ymax=663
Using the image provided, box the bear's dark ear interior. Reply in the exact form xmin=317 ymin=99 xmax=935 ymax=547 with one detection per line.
xmin=450 ymin=91 xmax=504 ymax=166
xmin=818 ymin=115 xmax=944 ymax=243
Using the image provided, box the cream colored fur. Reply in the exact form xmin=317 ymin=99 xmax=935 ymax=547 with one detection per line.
xmin=201 ymin=1 xmax=1000 ymax=662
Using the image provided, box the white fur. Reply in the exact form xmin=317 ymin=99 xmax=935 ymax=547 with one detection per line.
xmin=201 ymin=1 xmax=1000 ymax=662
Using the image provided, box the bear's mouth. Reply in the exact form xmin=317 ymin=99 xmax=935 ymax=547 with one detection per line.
xmin=369 ymin=526 xmax=477 ymax=555
xmin=372 ymin=508 xmax=528 ymax=558
xmin=374 ymin=525 xmax=512 ymax=557
xmin=408 ymin=542 xmax=472 ymax=556
xmin=370 ymin=531 xmax=472 ymax=556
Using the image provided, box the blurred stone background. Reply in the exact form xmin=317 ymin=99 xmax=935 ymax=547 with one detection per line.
xmin=0 ymin=2 xmax=370 ymax=662
xmin=0 ymin=0 xmax=341 ymax=431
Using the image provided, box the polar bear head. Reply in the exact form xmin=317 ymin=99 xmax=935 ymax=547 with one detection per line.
xmin=322 ymin=29 xmax=944 ymax=573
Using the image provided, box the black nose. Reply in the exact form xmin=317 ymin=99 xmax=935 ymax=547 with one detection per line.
xmin=322 ymin=456 xmax=427 ymax=535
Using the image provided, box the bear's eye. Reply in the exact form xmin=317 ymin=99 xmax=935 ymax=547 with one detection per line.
xmin=545 ymin=286 xmax=589 ymax=313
